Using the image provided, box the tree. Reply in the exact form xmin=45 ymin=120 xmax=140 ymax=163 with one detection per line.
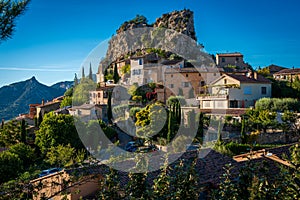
xmin=0 ymin=151 xmax=22 ymax=183
xmin=107 ymin=90 xmax=113 ymax=124
xmin=8 ymin=142 xmax=35 ymax=168
xmin=35 ymin=113 xmax=84 ymax=155
xmin=60 ymin=96 xmax=72 ymax=108
xmin=74 ymin=73 xmax=79 ymax=86
xmin=241 ymin=116 xmax=247 ymax=144
xmin=46 ymin=144 xmax=84 ymax=168
xmin=113 ymin=63 xmax=120 ymax=84
xmin=89 ymin=63 xmax=93 ymax=80
xmin=20 ymin=119 xmax=26 ymax=143
xmin=0 ymin=0 xmax=30 ymax=42
xmin=0 ymin=120 xmax=23 ymax=147
xmin=1 ymin=119 xmax=4 ymax=129
xmin=81 ymin=66 xmax=85 ymax=79
xmin=72 ymin=78 xmax=97 ymax=105
xmin=64 ymin=87 xmax=73 ymax=97
xmin=98 ymin=168 xmax=122 ymax=199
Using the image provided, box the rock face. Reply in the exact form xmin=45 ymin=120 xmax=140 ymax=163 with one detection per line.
xmin=116 ymin=9 xmax=196 ymax=41
xmin=153 ymin=9 xmax=196 ymax=41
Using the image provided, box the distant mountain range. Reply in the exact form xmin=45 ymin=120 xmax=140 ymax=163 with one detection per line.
xmin=0 ymin=77 xmax=73 ymax=120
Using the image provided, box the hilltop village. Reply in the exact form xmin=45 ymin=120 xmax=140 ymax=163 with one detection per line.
xmin=1 ymin=9 xmax=300 ymax=200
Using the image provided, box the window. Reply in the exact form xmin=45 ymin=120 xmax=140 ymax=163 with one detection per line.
xmin=199 ymin=73 xmax=201 ymax=76
xmin=169 ymin=84 xmax=174 ymax=88
xmin=224 ymin=79 xmax=227 ymax=84
xmin=261 ymin=87 xmax=267 ymax=95
xmin=222 ymin=57 xmax=225 ymax=62
xmin=186 ymin=74 xmax=188 ymax=77
xmin=182 ymin=82 xmax=190 ymax=87
xmin=229 ymin=100 xmax=238 ymax=108
xmin=214 ymin=73 xmax=217 ymax=76
xmin=132 ymin=69 xmax=142 ymax=75
xmin=103 ymin=91 xmax=108 ymax=98
xmin=171 ymin=74 xmax=173 ymax=78
xmin=138 ymin=58 xmax=143 ymax=65
xmin=236 ymin=57 xmax=239 ymax=62
xmin=93 ymin=93 xmax=96 ymax=98
xmin=244 ymin=86 xmax=252 ymax=95
xmin=98 ymin=93 xmax=101 ymax=98
xmin=200 ymin=81 xmax=205 ymax=87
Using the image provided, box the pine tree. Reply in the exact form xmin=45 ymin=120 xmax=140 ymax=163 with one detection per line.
xmin=217 ymin=119 xmax=222 ymax=142
xmin=81 ymin=67 xmax=85 ymax=79
xmin=197 ymin=112 xmax=204 ymax=142
xmin=89 ymin=63 xmax=93 ymax=80
xmin=74 ymin=73 xmax=78 ymax=86
xmin=104 ymin=68 xmax=108 ymax=82
xmin=167 ymin=109 xmax=172 ymax=143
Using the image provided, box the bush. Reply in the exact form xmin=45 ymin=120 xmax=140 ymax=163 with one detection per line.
xmin=255 ymin=98 xmax=300 ymax=112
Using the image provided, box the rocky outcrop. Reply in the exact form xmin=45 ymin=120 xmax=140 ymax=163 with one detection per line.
xmin=116 ymin=9 xmax=196 ymax=41
xmin=153 ymin=9 xmax=196 ymax=41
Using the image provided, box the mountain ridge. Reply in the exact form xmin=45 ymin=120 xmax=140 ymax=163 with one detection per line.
xmin=0 ymin=77 xmax=73 ymax=120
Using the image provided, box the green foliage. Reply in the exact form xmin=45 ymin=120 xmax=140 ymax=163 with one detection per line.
xmin=74 ymin=73 xmax=78 ymax=86
xmin=167 ymin=95 xmax=186 ymax=106
xmin=257 ymin=67 xmax=270 ymax=77
xmin=255 ymin=97 xmax=300 ymax=112
xmin=46 ymin=144 xmax=84 ymax=168
xmin=0 ymin=151 xmax=22 ymax=183
xmin=128 ymin=83 xmax=138 ymax=96
xmin=113 ymin=63 xmax=120 ymax=83
xmin=120 ymin=64 xmax=130 ymax=75
xmin=64 ymin=87 xmax=73 ymax=97
xmin=270 ymin=78 xmax=300 ymax=98
xmin=107 ymin=90 xmax=113 ymax=124
xmin=129 ymin=107 xmax=142 ymax=121
xmin=89 ymin=63 xmax=93 ymax=80
xmin=8 ymin=142 xmax=35 ymax=168
xmin=35 ymin=113 xmax=84 ymax=155
xmin=132 ymin=95 xmax=142 ymax=102
xmin=60 ymin=96 xmax=72 ymax=108
xmin=0 ymin=0 xmax=30 ymax=42
xmin=20 ymin=119 xmax=26 ymax=143
xmin=0 ymin=120 xmax=24 ymax=147
xmin=112 ymin=104 xmax=128 ymax=120
xmin=245 ymin=109 xmax=277 ymax=133
xmin=98 ymin=168 xmax=122 ymax=199
xmin=72 ymin=78 xmax=96 ymax=105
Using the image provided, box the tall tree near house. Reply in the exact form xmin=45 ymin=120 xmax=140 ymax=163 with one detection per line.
xmin=81 ymin=66 xmax=85 ymax=79
xmin=89 ymin=63 xmax=93 ymax=80
xmin=196 ymin=112 xmax=204 ymax=140
xmin=0 ymin=0 xmax=31 ymax=42
xmin=20 ymin=119 xmax=26 ymax=143
xmin=74 ymin=73 xmax=79 ymax=86
xmin=241 ymin=116 xmax=247 ymax=144
xmin=113 ymin=63 xmax=120 ymax=83
xmin=107 ymin=90 xmax=113 ymax=124
xmin=104 ymin=68 xmax=108 ymax=82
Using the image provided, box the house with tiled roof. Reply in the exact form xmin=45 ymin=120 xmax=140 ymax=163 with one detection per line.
xmin=273 ymin=67 xmax=300 ymax=82
xmin=197 ymin=71 xmax=272 ymax=113
xmin=216 ymin=52 xmax=250 ymax=69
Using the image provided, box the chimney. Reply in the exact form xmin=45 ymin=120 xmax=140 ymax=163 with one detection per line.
xmin=42 ymin=99 xmax=45 ymax=106
xmin=254 ymin=71 xmax=258 ymax=80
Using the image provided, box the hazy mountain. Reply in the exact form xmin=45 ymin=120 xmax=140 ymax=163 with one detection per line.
xmin=0 ymin=77 xmax=72 ymax=120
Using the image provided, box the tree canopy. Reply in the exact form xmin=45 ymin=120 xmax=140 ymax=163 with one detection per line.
xmin=0 ymin=0 xmax=30 ymax=42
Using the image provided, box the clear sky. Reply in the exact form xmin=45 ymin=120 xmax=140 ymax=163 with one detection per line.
xmin=0 ymin=0 xmax=299 ymax=87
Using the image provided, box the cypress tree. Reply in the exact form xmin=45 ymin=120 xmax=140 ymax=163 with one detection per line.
xmin=104 ymin=68 xmax=108 ymax=82
xmin=74 ymin=73 xmax=78 ymax=86
xmin=20 ymin=119 xmax=26 ymax=143
xmin=197 ymin=112 xmax=204 ymax=141
xmin=113 ymin=63 xmax=120 ymax=83
xmin=82 ymin=66 xmax=85 ymax=79
xmin=217 ymin=119 xmax=222 ymax=142
xmin=89 ymin=63 xmax=93 ymax=80
xmin=241 ymin=116 xmax=247 ymax=144
xmin=107 ymin=91 xmax=113 ymax=124
xmin=38 ymin=112 xmax=43 ymax=127
xmin=167 ymin=110 xmax=172 ymax=143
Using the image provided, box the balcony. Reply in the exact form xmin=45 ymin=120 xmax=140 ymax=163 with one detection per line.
xmin=197 ymin=94 xmax=228 ymax=101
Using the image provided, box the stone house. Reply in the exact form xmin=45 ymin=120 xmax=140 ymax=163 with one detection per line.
xmin=216 ymin=52 xmax=250 ymax=69
xmin=273 ymin=68 xmax=300 ymax=82
xmin=36 ymin=99 xmax=62 ymax=120
xmin=197 ymin=72 xmax=272 ymax=110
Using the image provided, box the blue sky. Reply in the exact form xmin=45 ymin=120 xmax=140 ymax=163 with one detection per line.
xmin=0 ymin=0 xmax=299 ymax=87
